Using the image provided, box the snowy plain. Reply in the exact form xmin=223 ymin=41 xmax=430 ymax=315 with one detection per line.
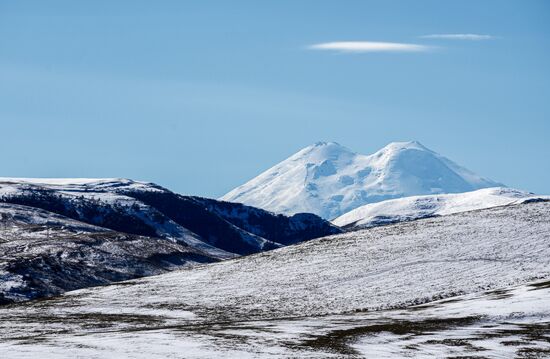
xmin=2 ymin=281 xmax=549 ymax=358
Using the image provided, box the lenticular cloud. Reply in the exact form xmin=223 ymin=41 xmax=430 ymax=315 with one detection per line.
xmin=308 ymin=41 xmax=430 ymax=53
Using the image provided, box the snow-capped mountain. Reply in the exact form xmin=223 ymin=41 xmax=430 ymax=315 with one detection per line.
xmin=221 ymin=141 xmax=501 ymax=219
xmin=333 ymin=187 xmax=550 ymax=229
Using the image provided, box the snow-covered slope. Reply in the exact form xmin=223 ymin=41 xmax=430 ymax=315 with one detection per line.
xmin=334 ymin=187 xmax=550 ymax=229
xmin=0 ymin=201 xmax=548 ymax=358
xmin=221 ymin=141 xmax=501 ymax=219
xmin=43 ymin=200 xmax=547 ymax=320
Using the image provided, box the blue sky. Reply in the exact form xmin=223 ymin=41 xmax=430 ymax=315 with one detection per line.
xmin=1 ymin=0 xmax=549 ymax=196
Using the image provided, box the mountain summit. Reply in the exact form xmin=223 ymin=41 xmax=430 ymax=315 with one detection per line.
xmin=221 ymin=141 xmax=502 ymax=219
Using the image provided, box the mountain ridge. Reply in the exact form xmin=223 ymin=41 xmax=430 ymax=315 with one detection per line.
xmin=333 ymin=187 xmax=550 ymax=229
xmin=0 ymin=177 xmax=339 ymax=256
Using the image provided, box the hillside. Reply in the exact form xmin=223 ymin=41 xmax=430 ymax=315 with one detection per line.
xmin=0 ymin=203 xmax=217 ymax=304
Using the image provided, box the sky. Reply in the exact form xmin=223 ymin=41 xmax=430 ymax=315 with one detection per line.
xmin=1 ymin=0 xmax=549 ymax=196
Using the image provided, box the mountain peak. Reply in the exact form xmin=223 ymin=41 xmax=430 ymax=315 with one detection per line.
xmin=307 ymin=141 xmax=351 ymax=152
xmin=221 ymin=141 xmax=501 ymax=219
xmin=292 ymin=141 xmax=355 ymax=163
xmin=378 ymin=140 xmax=430 ymax=153
xmin=312 ymin=141 xmax=343 ymax=147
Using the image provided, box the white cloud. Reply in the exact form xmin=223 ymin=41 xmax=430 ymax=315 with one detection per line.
xmin=308 ymin=41 xmax=431 ymax=53
xmin=421 ymin=34 xmax=494 ymax=40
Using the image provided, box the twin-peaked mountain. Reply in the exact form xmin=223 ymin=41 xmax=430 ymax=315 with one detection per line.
xmin=221 ymin=141 xmax=502 ymax=219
